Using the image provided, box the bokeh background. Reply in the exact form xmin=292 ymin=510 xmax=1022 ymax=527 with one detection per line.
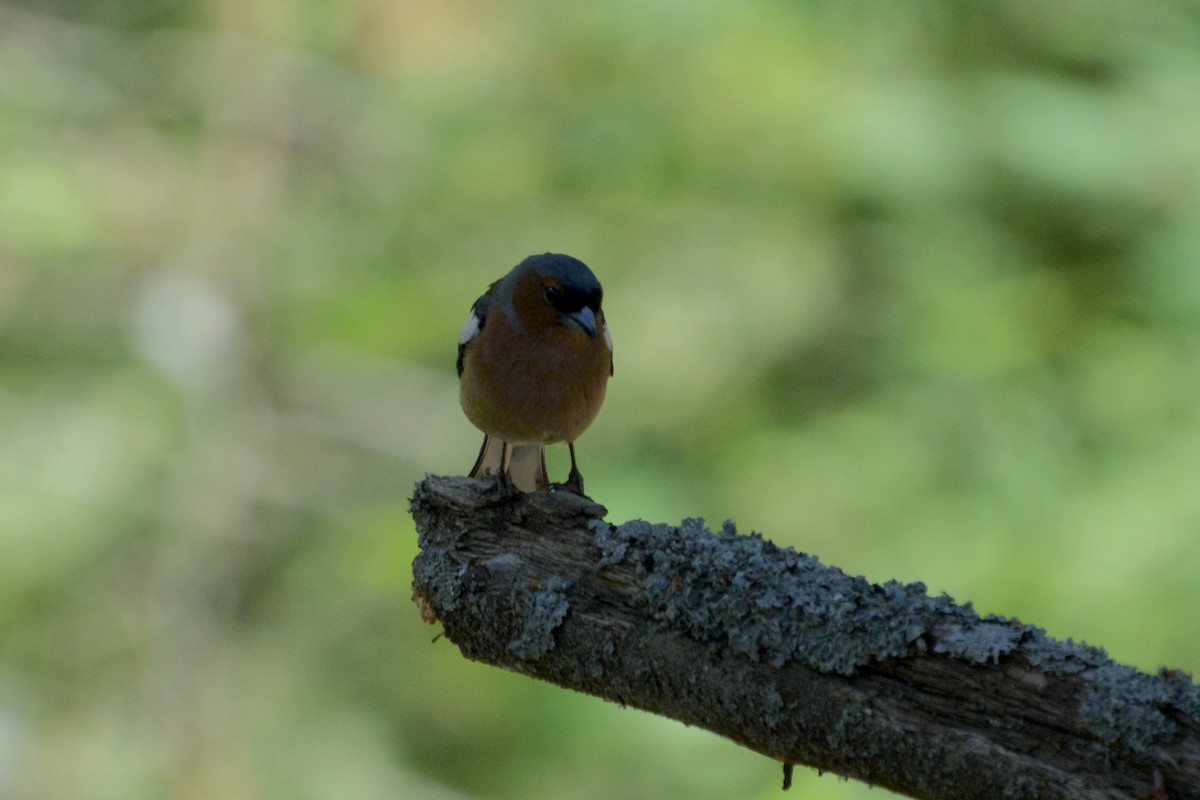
xmin=3 ymin=0 xmax=1200 ymax=797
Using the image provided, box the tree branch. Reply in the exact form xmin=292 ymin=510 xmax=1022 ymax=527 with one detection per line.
xmin=410 ymin=475 xmax=1200 ymax=800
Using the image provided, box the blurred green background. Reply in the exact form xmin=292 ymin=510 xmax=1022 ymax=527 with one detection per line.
xmin=3 ymin=0 xmax=1200 ymax=797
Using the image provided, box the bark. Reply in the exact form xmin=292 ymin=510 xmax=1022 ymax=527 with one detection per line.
xmin=410 ymin=475 xmax=1200 ymax=799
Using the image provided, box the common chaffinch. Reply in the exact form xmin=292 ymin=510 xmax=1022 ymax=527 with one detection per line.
xmin=457 ymin=253 xmax=613 ymax=496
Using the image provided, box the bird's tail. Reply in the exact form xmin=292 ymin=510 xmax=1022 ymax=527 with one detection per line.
xmin=469 ymin=435 xmax=548 ymax=492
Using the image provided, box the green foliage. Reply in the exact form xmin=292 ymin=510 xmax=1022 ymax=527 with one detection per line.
xmin=2 ymin=1 xmax=1200 ymax=797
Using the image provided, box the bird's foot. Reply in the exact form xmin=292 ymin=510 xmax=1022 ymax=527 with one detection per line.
xmin=551 ymin=466 xmax=589 ymax=499
xmin=478 ymin=469 xmax=521 ymax=501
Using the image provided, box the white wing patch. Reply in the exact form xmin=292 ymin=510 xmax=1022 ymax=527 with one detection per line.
xmin=602 ymin=320 xmax=613 ymax=353
xmin=458 ymin=309 xmax=482 ymax=346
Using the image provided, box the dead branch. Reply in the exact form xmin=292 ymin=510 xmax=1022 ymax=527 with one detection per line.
xmin=410 ymin=475 xmax=1200 ymax=800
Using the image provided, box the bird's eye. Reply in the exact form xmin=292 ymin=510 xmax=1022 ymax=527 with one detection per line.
xmin=544 ymin=284 xmax=562 ymax=305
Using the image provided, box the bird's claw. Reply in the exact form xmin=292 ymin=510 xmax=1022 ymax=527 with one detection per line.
xmin=478 ymin=469 xmax=521 ymax=501
xmin=552 ymin=467 xmax=589 ymax=499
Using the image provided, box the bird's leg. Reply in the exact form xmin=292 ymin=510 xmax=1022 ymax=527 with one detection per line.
xmin=484 ymin=441 xmax=519 ymax=499
xmin=554 ymin=442 xmax=588 ymax=498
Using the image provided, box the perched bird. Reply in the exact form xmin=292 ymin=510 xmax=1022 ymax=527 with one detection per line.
xmin=457 ymin=253 xmax=613 ymax=495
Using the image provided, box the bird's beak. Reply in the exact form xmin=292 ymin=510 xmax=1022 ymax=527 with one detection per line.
xmin=563 ymin=306 xmax=597 ymax=338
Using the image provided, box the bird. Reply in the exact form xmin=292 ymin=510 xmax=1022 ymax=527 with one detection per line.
xmin=457 ymin=253 xmax=613 ymax=496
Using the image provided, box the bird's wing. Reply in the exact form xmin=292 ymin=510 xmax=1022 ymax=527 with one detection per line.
xmin=457 ymin=292 xmax=492 ymax=377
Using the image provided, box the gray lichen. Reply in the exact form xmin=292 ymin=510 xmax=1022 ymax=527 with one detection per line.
xmin=591 ymin=517 xmax=630 ymax=569
xmin=932 ymin=616 xmax=1024 ymax=665
xmin=506 ymin=577 xmax=573 ymax=660
xmin=595 ymin=516 xmax=985 ymax=675
xmin=588 ymin=515 xmax=1200 ymax=753
xmin=1081 ymin=662 xmax=1200 ymax=752
xmin=1012 ymin=629 xmax=1200 ymax=751
xmin=1021 ymin=628 xmax=1110 ymax=675
xmin=411 ymin=538 xmax=467 ymax=615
